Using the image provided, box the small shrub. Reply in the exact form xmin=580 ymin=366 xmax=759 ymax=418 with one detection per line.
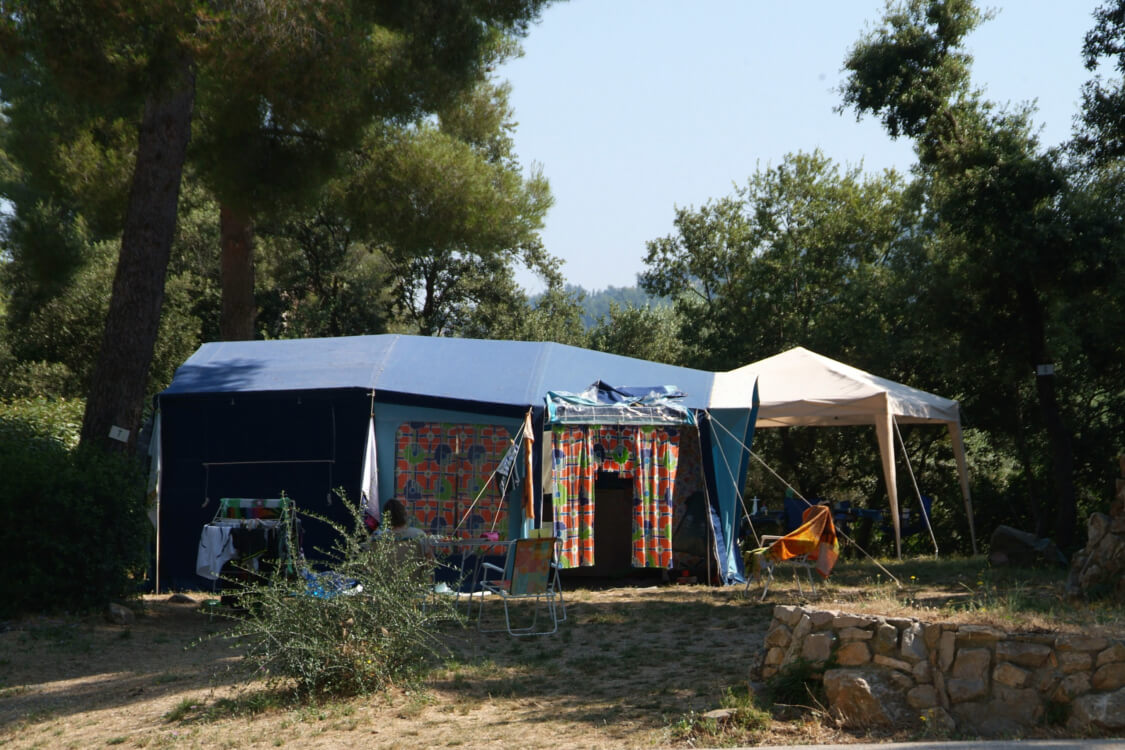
xmin=669 ymin=686 xmax=771 ymax=746
xmin=764 ymin=657 xmax=826 ymax=708
xmin=0 ymin=399 xmax=149 ymax=617
xmin=217 ymin=491 xmax=461 ymax=699
xmin=1043 ymin=699 xmax=1069 ymax=727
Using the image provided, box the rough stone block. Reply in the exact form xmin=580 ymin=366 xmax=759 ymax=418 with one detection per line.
xmin=1053 ymin=672 xmax=1092 ymax=702
xmin=764 ymin=623 xmax=792 ymax=648
xmin=1032 ymin=667 xmax=1062 ymax=696
xmin=955 ymin=625 xmax=1003 ymax=645
xmin=808 ymin=609 xmax=836 ymax=629
xmin=823 ymin=669 xmax=910 ymax=728
xmin=991 ymin=685 xmax=1043 ymax=725
xmin=900 ymin=622 xmax=928 ymax=663
xmin=839 ymin=627 xmax=874 ymax=641
xmin=1087 ymin=512 xmax=1110 ymax=547
xmin=1058 ymin=650 xmax=1093 ymax=674
xmin=1096 ymin=642 xmax=1125 ymax=667
xmin=873 ymin=622 xmax=899 ymax=656
xmin=1092 ymin=662 xmax=1125 ymax=691
xmin=887 ymin=616 xmax=914 ymax=630
xmin=946 ymin=677 xmax=988 ymax=703
xmin=888 ymin=670 xmax=915 ymax=691
xmin=1068 ymin=686 xmax=1125 ymax=731
xmin=939 ymin=630 xmax=956 ymax=672
xmin=951 ymin=647 xmax=991 ymax=680
xmin=907 ymin=684 xmax=939 ymax=709
xmin=783 ymin=614 xmax=813 ymax=664
xmin=837 ymin=641 xmax=871 ymax=667
xmin=874 ymin=654 xmax=913 ymax=673
xmin=773 ymin=605 xmax=803 ymax=627
xmin=912 ymin=659 xmax=932 ymax=684
xmin=923 ymin=623 xmax=942 ymax=650
xmin=764 ymin=647 xmax=785 ymax=667
xmin=802 ymin=632 xmax=835 ymax=664
xmin=993 ymin=661 xmax=1030 ymax=688
xmin=1055 ymin=634 xmax=1109 ymax=652
xmin=107 ymin=602 xmax=134 ymax=626
xmin=952 ymin=689 xmax=1039 ymax=736
xmin=995 ymin=640 xmax=1052 ymax=668
xmin=833 ymin=613 xmax=874 ymax=629
xmin=933 ymin=667 xmax=950 ymax=709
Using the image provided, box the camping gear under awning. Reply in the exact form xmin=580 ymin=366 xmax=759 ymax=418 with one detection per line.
xmin=710 ymin=346 xmax=975 ymax=557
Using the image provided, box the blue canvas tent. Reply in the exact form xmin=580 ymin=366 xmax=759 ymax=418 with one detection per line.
xmin=156 ymin=334 xmax=758 ymax=589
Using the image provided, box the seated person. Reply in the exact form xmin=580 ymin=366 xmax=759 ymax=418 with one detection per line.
xmin=378 ymin=498 xmax=435 ymax=567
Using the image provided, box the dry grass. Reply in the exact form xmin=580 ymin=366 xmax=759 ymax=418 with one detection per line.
xmin=1 ymin=556 xmax=1122 ymax=749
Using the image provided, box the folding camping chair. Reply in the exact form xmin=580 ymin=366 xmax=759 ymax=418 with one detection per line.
xmin=476 ymin=536 xmax=562 ymax=636
xmin=745 ymin=504 xmax=839 ymax=602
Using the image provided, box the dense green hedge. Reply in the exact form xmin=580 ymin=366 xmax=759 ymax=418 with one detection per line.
xmin=0 ymin=399 xmax=150 ymax=618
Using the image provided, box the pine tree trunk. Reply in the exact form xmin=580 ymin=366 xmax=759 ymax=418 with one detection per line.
xmin=79 ymin=59 xmax=195 ymax=454
xmin=219 ymin=204 xmax=256 ymax=341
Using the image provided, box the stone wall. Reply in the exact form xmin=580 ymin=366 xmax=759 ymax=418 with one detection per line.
xmin=753 ymin=604 xmax=1125 ymax=736
xmin=1066 ymin=456 xmax=1125 ymax=599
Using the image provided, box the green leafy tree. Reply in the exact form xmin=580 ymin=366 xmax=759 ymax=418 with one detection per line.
xmin=0 ymin=0 xmax=554 ymax=454
xmin=464 ymin=281 xmax=590 ymax=348
xmin=587 ymin=302 xmax=685 ymax=365
xmin=641 ymin=151 xmax=910 ymax=371
xmin=345 ymin=81 xmax=555 ymax=336
xmin=840 ymin=0 xmax=1121 ymax=548
xmin=1077 ymin=0 xmax=1125 ymax=163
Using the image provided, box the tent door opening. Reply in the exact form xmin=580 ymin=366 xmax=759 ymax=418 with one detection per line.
xmin=559 ymin=472 xmax=658 ymax=581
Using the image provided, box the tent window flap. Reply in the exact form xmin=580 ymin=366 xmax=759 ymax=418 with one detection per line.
xmin=394 ymin=422 xmax=511 ymax=539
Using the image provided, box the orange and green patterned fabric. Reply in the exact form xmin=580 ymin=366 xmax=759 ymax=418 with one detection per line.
xmin=551 ymin=426 xmax=595 ymax=567
xmin=551 ymin=424 xmax=680 ymax=569
xmin=394 ymin=422 xmax=511 ymax=539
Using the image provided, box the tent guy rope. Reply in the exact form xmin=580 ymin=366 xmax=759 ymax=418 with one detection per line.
xmin=893 ymin=417 xmax=939 ymax=558
xmin=707 ymin=415 xmax=902 ymax=588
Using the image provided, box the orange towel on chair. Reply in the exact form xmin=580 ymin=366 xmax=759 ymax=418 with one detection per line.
xmin=769 ymin=505 xmax=840 ymax=579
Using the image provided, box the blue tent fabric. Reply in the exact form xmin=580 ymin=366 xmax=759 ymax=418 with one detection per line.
xmin=162 ymin=335 xmax=715 ymax=413
xmin=157 ymin=335 xmax=756 ymax=589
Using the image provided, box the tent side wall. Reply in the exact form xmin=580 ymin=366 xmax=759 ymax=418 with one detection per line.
xmin=158 ymin=389 xmax=370 ymax=590
xmin=159 ymin=390 xmax=533 ymax=591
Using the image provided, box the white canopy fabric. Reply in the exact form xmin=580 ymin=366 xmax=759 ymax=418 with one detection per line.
xmin=710 ymin=347 xmax=976 ymax=556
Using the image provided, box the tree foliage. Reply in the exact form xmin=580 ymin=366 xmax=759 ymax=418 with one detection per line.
xmin=0 ymin=0 xmax=556 ymax=453
xmin=641 ymin=151 xmax=910 ymax=371
xmin=839 ymin=0 xmax=1125 ymax=548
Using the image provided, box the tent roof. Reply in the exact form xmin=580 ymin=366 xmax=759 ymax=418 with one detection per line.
xmin=709 ymin=346 xmax=961 ymax=427
xmin=160 ymin=334 xmax=717 ymax=412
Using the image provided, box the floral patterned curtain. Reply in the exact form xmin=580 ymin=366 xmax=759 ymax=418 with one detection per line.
xmin=551 ymin=426 xmax=595 ymax=567
xmin=631 ymin=426 xmax=680 ymax=568
xmin=394 ymin=423 xmax=510 ymax=539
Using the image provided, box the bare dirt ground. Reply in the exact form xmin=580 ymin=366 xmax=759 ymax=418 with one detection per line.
xmin=0 ymin=572 xmax=1120 ymax=750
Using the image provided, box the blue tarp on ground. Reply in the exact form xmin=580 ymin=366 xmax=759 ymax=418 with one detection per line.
xmin=157 ymin=334 xmax=755 ymax=589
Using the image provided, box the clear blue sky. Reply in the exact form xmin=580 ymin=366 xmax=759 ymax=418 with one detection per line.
xmin=499 ymin=1 xmax=1104 ymax=294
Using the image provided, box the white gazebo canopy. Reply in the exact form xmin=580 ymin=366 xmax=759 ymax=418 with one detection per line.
xmin=710 ymin=347 xmax=976 ymax=556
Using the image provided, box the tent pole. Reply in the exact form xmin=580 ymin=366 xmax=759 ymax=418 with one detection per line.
xmin=875 ymin=414 xmax=901 ymax=559
xmin=711 ymin=416 xmax=904 ymax=587
xmin=947 ymin=422 xmax=978 ymax=555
